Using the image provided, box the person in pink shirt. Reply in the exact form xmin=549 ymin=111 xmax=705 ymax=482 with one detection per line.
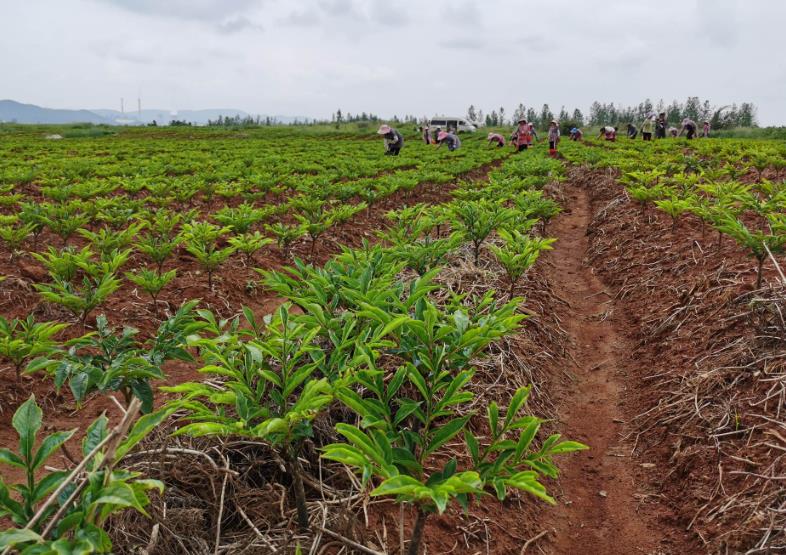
xmin=598 ymin=125 xmax=617 ymax=141
xmin=511 ymin=118 xmax=533 ymax=151
xmin=702 ymin=121 xmax=710 ymax=138
xmin=487 ymin=132 xmax=505 ymax=147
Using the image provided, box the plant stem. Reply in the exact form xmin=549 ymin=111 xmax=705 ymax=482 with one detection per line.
xmin=406 ymin=508 xmax=428 ymax=555
xmin=287 ymin=453 xmax=309 ymax=531
xmin=757 ymin=256 xmax=765 ymax=289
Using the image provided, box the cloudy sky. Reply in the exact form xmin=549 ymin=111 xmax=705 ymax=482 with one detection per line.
xmin=3 ymin=0 xmax=785 ymax=124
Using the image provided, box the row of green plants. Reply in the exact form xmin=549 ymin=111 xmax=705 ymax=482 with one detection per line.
xmin=560 ymin=138 xmax=786 ymax=288
xmin=0 ymin=148 xmax=580 ymax=554
xmin=0 ymin=133 xmax=513 ymax=338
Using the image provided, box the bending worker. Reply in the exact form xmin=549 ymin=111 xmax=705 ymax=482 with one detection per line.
xmin=437 ymin=130 xmax=461 ymax=151
xmin=679 ymin=118 xmax=697 ymax=140
xmin=487 ymin=132 xmax=506 ymax=147
xmin=598 ymin=125 xmax=617 ymax=141
xmin=377 ymin=124 xmax=404 ymax=155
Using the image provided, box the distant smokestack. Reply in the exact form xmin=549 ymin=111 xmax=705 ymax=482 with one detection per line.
xmin=137 ymin=97 xmax=141 ymax=116
xmin=121 ymin=97 xmax=124 ymax=114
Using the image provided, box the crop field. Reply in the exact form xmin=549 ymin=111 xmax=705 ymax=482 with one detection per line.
xmin=0 ymin=125 xmax=784 ymax=554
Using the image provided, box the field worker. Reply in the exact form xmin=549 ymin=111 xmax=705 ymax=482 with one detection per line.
xmin=547 ymin=121 xmax=560 ymax=156
xmin=420 ymin=126 xmax=431 ymax=145
xmin=669 ymin=126 xmax=679 ymax=138
xmin=529 ymin=122 xmax=539 ymax=142
xmin=679 ymin=118 xmax=698 ymax=139
xmin=569 ymin=127 xmax=583 ymax=141
xmin=511 ymin=118 xmax=533 ymax=151
xmin=377 ymin=124 xmax=404 ymax=155
xmin=487 ymin=132 xmax=506 ymax=147
xmin=702 ymin=121 xmax=710 ymax=138
xmin=432 ymin=126 xmax=441 ymax=144
xmin=598 ymin=125 xmax=617 ymax=141
xmin=655 ymin=112 xmax=667 ymax=139
xmin=627 ymin=123 xmax=638 ymax=139
xmin=437 ymin=130 xmax=461 ymax=151
xmin=640 ymin=116 xmax=654 ymax=141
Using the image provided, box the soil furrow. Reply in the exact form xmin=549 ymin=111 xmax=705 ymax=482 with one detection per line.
xmin=542 ymin=179 xmax=664 ymax=554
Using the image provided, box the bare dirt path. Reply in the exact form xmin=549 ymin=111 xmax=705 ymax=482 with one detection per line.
xmin=540 ymin=180 xmax=671 ymax=554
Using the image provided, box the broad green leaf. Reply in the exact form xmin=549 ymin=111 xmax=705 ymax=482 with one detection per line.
xmin=12 ymin=395 xmax=42 ymax=464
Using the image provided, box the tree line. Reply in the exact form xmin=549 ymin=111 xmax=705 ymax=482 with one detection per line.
xmin=466 ymin=97 xmax=757 ymax=131
xmin=205 ymin=97 xmax=757 ymax=131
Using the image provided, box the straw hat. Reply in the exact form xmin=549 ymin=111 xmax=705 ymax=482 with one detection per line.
xmin=377 ymin=125 xmax=392 ymax=135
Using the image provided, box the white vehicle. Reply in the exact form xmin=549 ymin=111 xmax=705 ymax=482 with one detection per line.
xmin=428 ymin=116 xmax=477 ymax=133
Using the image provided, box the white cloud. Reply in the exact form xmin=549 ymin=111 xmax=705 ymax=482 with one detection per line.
xmin=97 ymin=0 xmax=261 ymax=21
xmin=0 ymin=0 xmax=784 ymax=124
xmin=443 ymin=0 xmax=481 ymax=27
xmin=439 ymin=38 xmax=485 ymax=50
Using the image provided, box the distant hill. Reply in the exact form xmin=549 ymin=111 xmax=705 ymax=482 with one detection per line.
xmin=92 ymin=108 xmax=252 ymax=125
xmin=0 ymin=99 xmax=112 ymax=124
xmin=0 ymin=99 xmax=307 ymax=126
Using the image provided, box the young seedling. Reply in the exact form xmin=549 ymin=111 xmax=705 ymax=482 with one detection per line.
xmin=134 ymin=232 xmax=181 ymax=272
xmin=165 ymin=304 xmax=333 ymax=531
xmin=491 ymin=231 xmax=556 ymax=296
xmin=323 ymin=295 xmax=586 ymax=555
xmin=654 ymin=196 xmax=696 ymax=231
xmin=31 ymin=246 xmax=95 ymax=283
xmin=41 ymin=205 xmax=90 ymax=246
xmin=78 ymin=223 xmax=145 ymax=260
xmin=125 ymin=268 xmax=177 ymax=314
xmin=265 ymin=222 xmax=307 ymax=259
xmin=30 ymin=302 xmax=201 ymax=411
xmin=714 ymin=214 xmax=786 ymax=289
xmin=0 ymin=395 xmax=167 ymax=553
xmin=451 ymin=200 xmax=514 ymax=265
xmin=0 ymin=223 xmax=36 ymax=261
xmin=228 ymin=231 xmax=273 ymax=265
xmin=214 ymin=202 xmax=268 ymax=233
xmin=181 ymin=222 xmax=234 ymax=290
xmin=35 ymin=273 xmax=121 ymax=331
xmin=0 ymin=316 xmax=67 ymax=381
xmin=295 ymin=211 xmax=333 ymax=258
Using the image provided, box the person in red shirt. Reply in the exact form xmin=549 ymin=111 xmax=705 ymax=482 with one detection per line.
xmin=511 ymin=118 xmax=533 ymax=151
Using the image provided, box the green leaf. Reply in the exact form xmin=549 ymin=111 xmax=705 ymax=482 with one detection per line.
xmin=393 ymin=400 xmax=421 ymax=426
xmin=32 ymin=429 xmax=76 ymax=471
xmin=487 ymin=402 xmax=499 ymax=437
xmin=252 ymin=418 xmax=289 ymax=438
xmin=371 ymin=475 xmax=423 ymax=497
xmin=115 ymin=408 xmax=174 ymax=460
xmin=505 ymin=471 xmax=556 ymax=504
xmin=0 ymin=448 xmax=25 ymax=469
xmin=504 ymin=386 xmax=531 ymax=428
xmin=464 ymin=430 xmax=479 ymax=464
xmin=335 ymin=423 xmax=387 ymax=468
xmin=0 ymin=528 xmax=44 ymax=548
xmin=514 ymin=418 xmax=541 ymax=460
xmin=82 ymin=414 xmax=109 ymax=457
xmin=546 ymin=440 xmax=589 ymax=455
xmin=423 ymin=415 xmax=470 ymax=459
xmin=12 ymin=395 xmax=42 ymax=464
xmin=91 ymin=481 xmax=149 ymax=516
xmin=130 ymin=380 xmax=154 ymax=413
